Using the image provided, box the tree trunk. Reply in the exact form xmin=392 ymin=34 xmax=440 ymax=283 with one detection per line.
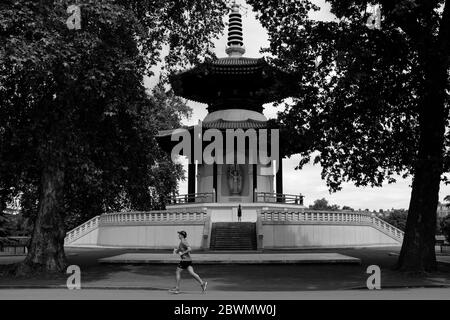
xmin=397 ymin=57 xmax=447 ymax=273
xmin=17 ymin=162 xmax=67 ymax=274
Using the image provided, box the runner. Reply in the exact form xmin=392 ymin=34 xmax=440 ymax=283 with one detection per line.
xmin=169 ymin=230 xmax=207 ymax=294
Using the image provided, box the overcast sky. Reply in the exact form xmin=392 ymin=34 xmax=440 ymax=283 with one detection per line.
xmin=146 ymin=0 xmax=450 ymax=210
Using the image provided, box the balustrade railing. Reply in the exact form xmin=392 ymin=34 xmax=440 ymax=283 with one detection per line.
xmin=64 ymin=215 xmax=100 ymax=244
xmin=260 ymin=210 xmax=404 ymax=241
xmin=255 ymin=192 xmax=304 ymax=205
xmin=101 ymin=210 xmax=207 ymax=224
xmin=167 ymin=193 xmax=215 ymax=205
xmin=65 ymin=210 xmax=208 ymax=245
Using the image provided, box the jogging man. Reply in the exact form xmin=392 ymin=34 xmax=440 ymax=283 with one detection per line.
xmin=169 ymin=230 xmax=207 ymax=294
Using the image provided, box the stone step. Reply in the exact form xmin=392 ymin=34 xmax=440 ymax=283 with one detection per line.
xmin=210 ymin=222 xmax=257 ymax=251
xmin=212 ymin=248 xmax=254 ymax=250
xmin=213 ymin=235 xmax=254 ymax=238
xmin=214 ymin=238 xmax=253 ymax=241
xmin=214 ymin=241 xmax=254 ymax=245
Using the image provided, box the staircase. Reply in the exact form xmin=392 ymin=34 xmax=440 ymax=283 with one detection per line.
xmin=210 ymin=222 xmax=257 ymax=250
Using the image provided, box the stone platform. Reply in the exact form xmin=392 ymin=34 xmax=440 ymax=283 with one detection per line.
xmin=98 ymin=252 xmax=361 ymax=265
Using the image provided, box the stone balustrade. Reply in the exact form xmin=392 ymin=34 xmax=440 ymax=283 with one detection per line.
xmin=101 ymin=210 xmax=208 ymax=224
xmin=259 ymin=210 xmax=404 ymax=241
xmin=64 ymin=210 xmax=208 ymax=245
xmin=64 ymin=215 xmax=100 ymax=244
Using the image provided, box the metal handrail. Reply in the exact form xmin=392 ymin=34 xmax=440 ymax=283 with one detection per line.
xmin=255 ymin=192 xmax=304 ymax=205
xmin=167 ymin=192 xmax=215 ymax=205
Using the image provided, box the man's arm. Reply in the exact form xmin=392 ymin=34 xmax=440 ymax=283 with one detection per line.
xmin=179 ymin=243 xmax=192 ymax=256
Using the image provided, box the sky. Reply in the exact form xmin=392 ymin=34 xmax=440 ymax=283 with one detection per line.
xmin=145 ymin=0 xmax=450 ymax=211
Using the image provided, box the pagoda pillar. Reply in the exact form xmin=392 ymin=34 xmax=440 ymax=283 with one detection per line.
xmin=188 ymin=163 xmax=196 ymax=200
xmin=253 ymin=164 xmax=257 ymax=202
xmin=213 ymin=162 xmax=218 ymax=202
xmin=276 ymin=157 xmax=283 ymax=201
xmin=188 ymin=135 xmax=196 ymax=201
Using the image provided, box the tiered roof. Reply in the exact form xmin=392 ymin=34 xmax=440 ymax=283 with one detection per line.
xmin=170 ymin=3 xmax=297 ymax=113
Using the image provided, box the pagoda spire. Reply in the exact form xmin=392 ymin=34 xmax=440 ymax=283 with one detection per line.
xmin=225 ymin=1 xmax=245 ymax=57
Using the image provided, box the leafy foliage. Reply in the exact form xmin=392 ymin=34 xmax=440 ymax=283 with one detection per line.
xmin=309 ymin=198 xmax=340 ymax=210
xmin=248 ymin=0 xmax=449 ymax=191
xmin=0 ymin=213 xmax=9 ymax=238
xmin=0 ymin=0 xmax=228 ymax=234
xmin=440 ymin=215 xmax=450 ymax=242
xmin=382 ymin=209 xmax=408 ymax=231
xmin=248 ymin=0 xmax=450 ymax=271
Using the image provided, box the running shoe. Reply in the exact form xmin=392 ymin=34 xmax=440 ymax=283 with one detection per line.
xmin=201 ymin=281 xmax=208 ymax=293
xmin=169 ymin=287 xmax=180 ymax=294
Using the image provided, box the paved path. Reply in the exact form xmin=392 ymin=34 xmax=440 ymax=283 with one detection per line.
xmin=390 ymin=252 xmax=450 ymax=266
xmin=99 ymin=252 xmax=361 ymax=265
xmin=1 ymin=288 xmax=450 ymax=300
xmin=2 ymin=247 xmax=450 ymax=295
xmin=0 ymin=256 xmax=25 ymax=265
xmin=437 ymin=255 xmax=450 ymax=265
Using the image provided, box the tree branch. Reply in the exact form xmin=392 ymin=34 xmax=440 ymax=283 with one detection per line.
xmin=438 ymin=0 xmax=450 ymax=59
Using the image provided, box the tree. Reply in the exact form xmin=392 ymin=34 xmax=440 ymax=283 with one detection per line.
xmin=382 ymin=209 xmax=408 ymax=231
xmin=444 ymin=195 xmax=450 ymax=207
xmin=62 ymin=84 xmax=191 ymax=232
xmin=342 ymin=206 xmax=355 ymax=211
xmin=309 ymin=198 xmax=340 ymax=210
xmin=248 ymin=0 xmax=450 ymax=272
xmin=0 ymin=0 xmax=227 ymax=273
xmin=440 ymin=215 xmax=450 ymax=242
xmin=0 ymin=212 xmax=10 ymax=243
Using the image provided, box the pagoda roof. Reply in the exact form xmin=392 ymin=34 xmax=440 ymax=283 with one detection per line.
xmin=156 ymin=119 xmax=267 ymax=139
xmin=209 ymin=56 xmax=263 ymax=67
xmin=203 ymin=118 xmax=267 ymax=129
xmin=156 ymin=118 xmax=269 ymax=153
xmin=170 ymin=57 xmax=297 ymax=111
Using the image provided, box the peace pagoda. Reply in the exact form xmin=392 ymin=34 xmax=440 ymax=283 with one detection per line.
xmin=157 ymin=2 xmax=302 ymax=211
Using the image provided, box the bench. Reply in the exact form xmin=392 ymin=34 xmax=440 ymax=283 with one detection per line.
xmin=436 ymin=235 xmax=450 ymax=253
xmin=0 ymin=237 xmax=30 ymax=255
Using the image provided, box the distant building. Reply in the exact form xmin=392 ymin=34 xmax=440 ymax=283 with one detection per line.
xmin=437 ymin=203 xmax=450 ymax=218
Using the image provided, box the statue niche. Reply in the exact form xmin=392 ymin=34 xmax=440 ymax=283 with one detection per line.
xmin=227 ymin=164 xmax=243 ymax=195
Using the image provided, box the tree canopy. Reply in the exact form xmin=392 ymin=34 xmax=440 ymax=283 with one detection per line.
xmin=0 ymin=0 xmax=228 ymax=273
xmin=309 ymin=198 xmax=340 ymax=210
xmin=249 ymin=0 xmax=450 ymax=272
xmin=382 ymin=209 xmax=408 ymax=231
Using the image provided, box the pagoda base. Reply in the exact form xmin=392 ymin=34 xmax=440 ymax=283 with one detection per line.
xmin=64 ymin=205 xmax=403 ymax=250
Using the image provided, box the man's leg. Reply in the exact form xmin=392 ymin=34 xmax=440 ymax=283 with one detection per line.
xmin=176 ymin=267 xmax=183 ymax=289
xmin=187 ymin=266 xmax=204 ymax=285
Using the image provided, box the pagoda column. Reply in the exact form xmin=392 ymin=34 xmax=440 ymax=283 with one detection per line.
xmin=213 ymin=162 xmax=218 ymax=202
xmin=253 ymin=164 xmax=257 ymax=202
xmin=188 ymin=163 xmax=196 ymax=199
xmin=276 ymin=157 xmax=283 ymax=201
xmin=188 ymin=134 xmax=196 ymax=201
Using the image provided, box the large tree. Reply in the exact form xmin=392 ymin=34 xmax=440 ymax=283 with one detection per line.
xmin=0 ymin=0 xmax=227 ymax=273
xmin=248 ymin=0 xmax=450 ymax=272
xmin=309 ymin=198 xmax=340 ymax=210
xmin=62 ymin=84 xmax=191 ymax=232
